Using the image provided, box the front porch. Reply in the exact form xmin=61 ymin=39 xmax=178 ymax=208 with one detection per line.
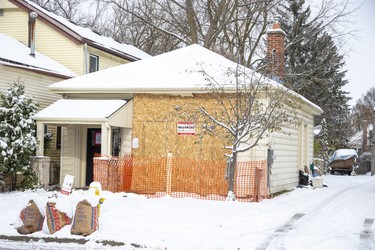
xmin=35 ymin=99 xmax=133 ymax=187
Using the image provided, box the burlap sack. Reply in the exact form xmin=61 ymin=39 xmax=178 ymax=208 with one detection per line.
xmin=17 ymin=200 xmax=44 ymax=235
xmin=70 ymin=199 xmax=98 ymax=236
xmin=46 ymin=202 xmax=71 ymax=234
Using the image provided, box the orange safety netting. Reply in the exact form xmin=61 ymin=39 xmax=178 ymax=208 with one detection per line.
xmin=93 ymin=154 xmax=269 ymax=202
xmin=93 ymin=154 xmax=132 ymax=192
xmin=234 ymin=160 xmax=269 ymax=202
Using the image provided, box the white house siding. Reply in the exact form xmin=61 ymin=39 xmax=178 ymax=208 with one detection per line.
xmin=0 ymin=65 xmax=65 ymax=163
xmin=0 ymin=4 xmax=84 ymax=76
xmin=0 ymin=0 xmax=15 ymax=8
xmin=34 ymin=19 xmax=84 ymax=76
xmin=269 ymin=108 xmax=315 ymax=194
xmin=236 ymin=102 xmax=316 ymax=195
xmin=120 ymin=128 xmax=132 ymax=156
xmin=0 ymin=65 xmax=62 ymax=108
xmin=0 ymin=4 xmax=28 ymax=43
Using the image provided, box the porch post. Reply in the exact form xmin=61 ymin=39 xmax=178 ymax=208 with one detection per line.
xmin=36 ymin=121 xmax=44 ymax=156
xmin=101 ymin=122 xmax=111 ymax=155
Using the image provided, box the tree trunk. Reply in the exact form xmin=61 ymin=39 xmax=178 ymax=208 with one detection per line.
xmin=227 ymin=152 xmax=237 ymax=200
xmin=10 ymin=173 xmax=17 ymax=191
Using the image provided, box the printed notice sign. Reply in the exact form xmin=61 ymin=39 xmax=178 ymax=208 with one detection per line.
xmin=177 ymin=122 xmax=195 ymax=136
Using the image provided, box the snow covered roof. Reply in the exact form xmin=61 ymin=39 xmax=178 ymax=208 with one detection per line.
xmin=35 ymin=99 xmax=127 ymax=122
xmin=0 ymin=33 xmax=77 ymax=78
xmin=10 ymin=0 xmax=150 ymax=61
xmin=48 ymin=44 xmax=323 ymax=114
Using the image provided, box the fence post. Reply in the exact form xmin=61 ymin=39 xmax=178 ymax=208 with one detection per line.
xmin=166 ymin=153 xmax=173 ymax=196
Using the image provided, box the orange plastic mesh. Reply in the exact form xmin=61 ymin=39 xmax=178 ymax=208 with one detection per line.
xmin=234 ymin=160 xmax=269 ymax=202
xmin=93 ymin=154 xmax=132 ymax=192
xmin=93 ymin=154 xmax=269 ymax=202
xmin=170 ymin=157 xmax=227 ymax=197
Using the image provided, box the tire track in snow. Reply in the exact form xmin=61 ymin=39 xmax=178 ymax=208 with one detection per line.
xmin=359 ymin=218 xmax=375 ymax=250
xmin=255 ymin=183 xmax=361 ymax=250
xmin=255 ymin=213 xmax=305 ymax=250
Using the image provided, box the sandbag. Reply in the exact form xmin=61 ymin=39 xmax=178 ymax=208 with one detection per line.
xmin=71 ymin=199 xmax=99 ymax=236
xmin=46 ymin=202 xmax=71 ymax=234
xmin=17 ymin=200 xmax=44 ymax=235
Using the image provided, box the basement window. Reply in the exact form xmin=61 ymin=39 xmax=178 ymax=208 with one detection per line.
xmin=89 ymin=54 xmax=99 ymax=73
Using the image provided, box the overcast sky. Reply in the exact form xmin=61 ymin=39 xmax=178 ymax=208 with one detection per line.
xmin=343 ymin=0 xmax=375 ymax=106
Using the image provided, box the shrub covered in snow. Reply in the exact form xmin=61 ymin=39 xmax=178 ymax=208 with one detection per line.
xmin=0 ymin=80 xmax=38 ymax=190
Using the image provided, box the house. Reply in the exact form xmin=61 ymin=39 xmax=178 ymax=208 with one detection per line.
xmin=0 ymin=33 xmax=76 ymax=98
xmin=0 ymin=0 xmax=150 ymax=76
xmin=0 ymin=0 xmax=149 ymax=183
xmin=35 ymin=40 xmax=323 ymax=194
xmin=349 ymin=121 xmax=373 ymax=155
xmin=0 ymin=33 xmax=77 ymax=184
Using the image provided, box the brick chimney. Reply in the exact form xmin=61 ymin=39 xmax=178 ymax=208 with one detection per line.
xmin=266 ymin=18 xmax=286 ymax=81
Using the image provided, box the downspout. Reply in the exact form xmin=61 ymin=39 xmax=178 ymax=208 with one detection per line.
xmin=84 ymin=43 xmax=89 ymax=74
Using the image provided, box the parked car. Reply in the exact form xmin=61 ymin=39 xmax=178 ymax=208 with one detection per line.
xmin=327 ymin=149 xmax=358 ymax=175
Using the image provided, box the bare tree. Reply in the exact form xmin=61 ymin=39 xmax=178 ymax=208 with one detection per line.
xmin=351 ymin=87 xmax=375 ymax=132
xmin=108 ymin=0 xmax=359 ymax=66
xmin=109 ymin=0 xmax=282 ymax=64
xmin=32 ymin=0 xmax=359 ymax=65
xmin=31 ymin=0 xmax=111 ymax=32
xmin=177 ymin=64 xmax=300 ymax=200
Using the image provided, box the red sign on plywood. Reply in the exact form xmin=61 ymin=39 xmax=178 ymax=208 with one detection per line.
xmin=177 ymin=122 xmax=195 ymax=136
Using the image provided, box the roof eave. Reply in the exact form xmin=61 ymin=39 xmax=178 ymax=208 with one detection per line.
xmin=1 ymin=61 xmax=75 ymax=79
xmin=9 ymin=0 xmax=83 ymax=43
xmin=35 ymin=117 xmax=108 ymax=124
xmin=84 ymin=40 xmax=140 ymax=62
xmin=48 ymin=87 xmax=207 ymax=96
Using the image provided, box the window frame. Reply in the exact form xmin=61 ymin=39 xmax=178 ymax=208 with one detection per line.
xmin=89 ymin=53 xmax=99 ymax=73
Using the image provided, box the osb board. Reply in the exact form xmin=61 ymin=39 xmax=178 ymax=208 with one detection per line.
xmin=132 ymin=94 xmax=231 ymax=160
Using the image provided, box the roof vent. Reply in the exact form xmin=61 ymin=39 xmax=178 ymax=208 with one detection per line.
xmin=29 ymin=11 xmax=38 ymax=57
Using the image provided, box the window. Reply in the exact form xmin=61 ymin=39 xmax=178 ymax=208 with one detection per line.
xmin=0 ymin=9 xmax=4 ymax=16
xmin=89 ymin=54 xmax=99 ymax=73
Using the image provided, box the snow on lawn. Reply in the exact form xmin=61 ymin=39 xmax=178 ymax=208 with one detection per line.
xmin=1 ymin=174 xmax=375 ymax=249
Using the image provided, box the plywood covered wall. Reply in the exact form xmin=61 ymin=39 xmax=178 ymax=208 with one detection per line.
xmin=132 ymin=94 xmax=231 ymax=161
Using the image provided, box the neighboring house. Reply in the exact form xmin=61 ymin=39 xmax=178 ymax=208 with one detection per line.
xmin=35 ymin=43 xmax=323 ymax=194
xmin=0 ymin=0 xmax=150 ymax=76
xmin=0 ymin=33 xmax=77 ymax=179
xmin=349 ymin=122 xmax=373 ymax=155
xmin=0 ymin=0 xmax=149 ymax=182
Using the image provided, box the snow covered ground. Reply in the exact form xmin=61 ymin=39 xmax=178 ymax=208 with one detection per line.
xmin=0 ymin=174 xmax=375 ymax=250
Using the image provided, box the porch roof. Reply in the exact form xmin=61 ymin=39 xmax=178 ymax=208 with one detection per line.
xmin=35 ymin=99 xmax=131 ymax=127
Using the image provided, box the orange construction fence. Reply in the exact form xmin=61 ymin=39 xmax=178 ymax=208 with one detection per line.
xmin=93 ymin=154 xmax=269 ymax=202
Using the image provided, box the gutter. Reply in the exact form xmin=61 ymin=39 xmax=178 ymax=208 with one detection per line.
xmin=84 ymin=43 xmax=89 ymax=74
